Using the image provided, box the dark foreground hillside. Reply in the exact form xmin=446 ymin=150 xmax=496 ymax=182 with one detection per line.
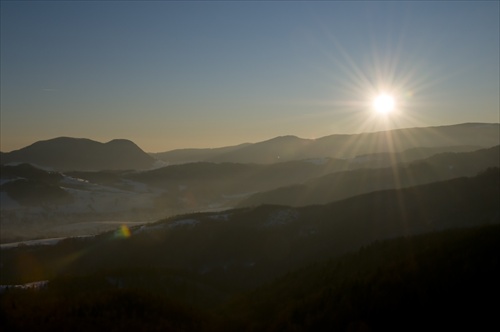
xmin=1 ymin=168 xmax=498 ymax=288
xmin=1 ymin=168 xmax=498 ymax=331
xmin=154 ymin=123 xmax=500 ymax=164
xmin=224 ymin=225 xmax=500 ymax=331
xmin=1 ymin=225 xmax=499 ymax=331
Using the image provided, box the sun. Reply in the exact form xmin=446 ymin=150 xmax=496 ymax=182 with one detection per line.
xmin=373 ymin=94 xmax=395 ymax=114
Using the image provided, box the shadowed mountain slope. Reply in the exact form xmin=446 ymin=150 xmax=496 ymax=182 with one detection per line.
xmin=2 ymin=225 xmax=498 ymax=331
xmin=128 ymin=158 xmax=350 ymax=194
xmin=2 ymin=168 xmax=498 ymax=289
xmin=153 ymin=123 xmax=499 ymax=164
xmin=348 ymin=144 xmax=482 ymax=168
xmin=1 ymin=137 xmax=156 ymax=171
xmin=223 ymin=224 xmax=500 ymax=331
xmin=150 ymin=143 xmax=251 ymax=165
xmin=239 ymin=145 xmax=500 ymax=207
xmin=208 ymin=135 xmax=311 ymax=164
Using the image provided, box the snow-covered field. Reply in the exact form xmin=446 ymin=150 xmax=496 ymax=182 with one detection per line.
xmin=0 ymin=280 xmax=48 ymax=293
xmin=264 ymin=208 xmax=299 ymax=227
xmin=0 ymin=236 xmax=91 ymax=249
xmin=0 ymin=172 xmax=169 ymax=243
xmin=58 ymin=175 xmax=162 ymax=214
xmin=0 ymin=171 xmax=252 ymax=243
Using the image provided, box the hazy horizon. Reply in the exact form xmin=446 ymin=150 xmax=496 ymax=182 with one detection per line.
xmin=1 ymin=1 xmax=499 ymax=152
xmin=2 ymin=121 xmax=500 ymax=154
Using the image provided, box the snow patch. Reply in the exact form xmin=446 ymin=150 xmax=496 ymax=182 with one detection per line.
xmin=150 ymin=159 xmax=169 ymax=169
xmin=0 ymin=235 xmax=94 ymax=249
xmin=58 ymin=184 xmax=158 ymax=214
xmin=0 ymin=280 xmax=48 ymax=293
xmin=168 ymin=219 xmax=200 ymax=229
xmin=0 ymin=177 xmax=27 ymax=185
xmin=61 ymin=176 xmax=89 ymax=185
xmin=264 ymin=209 xmax=299 ymax=227
xmin=134 ymin=219 xmax=200 ymax=233
xmin=121 ymin=180 xmax=151 ymax=193
xmin=4 ymin=162 xmax=55 ymax=171
xmin=209 ymin=213 xmax=231 ymax=221
xmin=134 ymin=223 xmax=166 ymax=234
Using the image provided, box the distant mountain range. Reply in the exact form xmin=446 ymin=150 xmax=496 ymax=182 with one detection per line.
xmin=150 ymin=143 xmax=252 ymax=164
xmin=153 ymin=123 xmax=500 ymax=164
xmin=0 ymin=137 xmax=156 ymax=171
xmin=1 ymin=144 xmax=499 ymax=243
xmin=1 ymin=123 xmax=498 ymax=170
xmin=238 ymin=145 xmax=500 ymax=207
xmin=1 ymin=122 xmax=499 ymax=243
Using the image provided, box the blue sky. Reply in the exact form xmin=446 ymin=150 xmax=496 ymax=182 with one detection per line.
xmin=1 ymin=1 xmax=498 ymax=152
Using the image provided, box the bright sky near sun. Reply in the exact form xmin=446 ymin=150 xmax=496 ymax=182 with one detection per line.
xmin=1 ymin=1 xmax=499 ymax=152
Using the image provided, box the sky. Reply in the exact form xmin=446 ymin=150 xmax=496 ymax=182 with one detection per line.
xmin=1 ymin=1 xmax=499 ymax=152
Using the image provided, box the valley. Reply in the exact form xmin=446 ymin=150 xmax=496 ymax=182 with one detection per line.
xmin=1 ymin=124 xmax=498 ymax=243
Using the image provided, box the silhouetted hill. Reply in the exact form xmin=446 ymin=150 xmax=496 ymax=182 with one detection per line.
xmin=1 ymin=179 xmax=73 ymax=206
xmin=0 ymin=164 xmax=71 ymax=206
xmin=1 ymin=137 xmax=156 ymax=171
xmin=348 ymin=144 xmax=482 ymax=168
xmin=2 ymin=225 xmax=498 ymax=331
xmin=128 ymin=158 xmax=350 ymax=197
xmin=150 ymin=143 xmax=251 ymax=164
xmin=152 ymin=123 xmax=499 ymax=164
xmin=224 ymin=225 xmax=500 ymax=331
xmin=239 ymin=145 xmax=500 ymax=207
xmin=313 ymin=122 xmax=499 ymax=159
xmin=209 ymin=135 xmax=312 ymax=164
xmin=0 ymin=163 xmax=63 ymax=184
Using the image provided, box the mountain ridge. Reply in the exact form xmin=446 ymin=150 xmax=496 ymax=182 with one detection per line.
xmin=2 ymin=123 xmax=499 ymax=167
xmin=238 ymin=145 xmax=500 ymax=207
xmin=1 ymin=137 xmax=156 ymax=171
xmin=154 ymin=122 xmax=500 ymax=164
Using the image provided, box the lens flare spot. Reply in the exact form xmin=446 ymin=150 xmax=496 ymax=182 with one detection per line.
xmin=115 ymin=225 xmax=131 ymax=239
